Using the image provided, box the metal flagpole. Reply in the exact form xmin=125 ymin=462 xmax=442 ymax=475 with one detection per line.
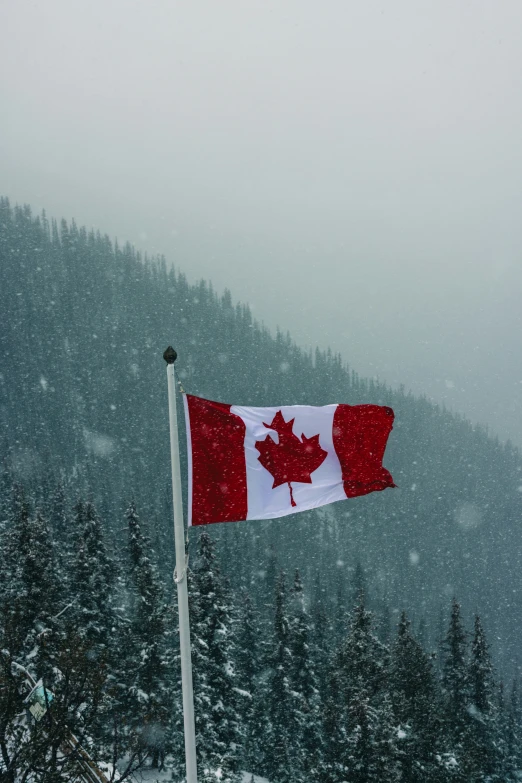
xmin=164 ymin=346 xmax=198 ymax=783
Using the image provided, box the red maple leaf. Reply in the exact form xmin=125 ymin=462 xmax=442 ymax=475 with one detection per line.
xmin=255 ymin=410 xmax=328 ymax=507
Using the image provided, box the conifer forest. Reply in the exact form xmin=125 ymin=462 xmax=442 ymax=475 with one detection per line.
xmin=2 ymin=198 xmax=522 ymax=782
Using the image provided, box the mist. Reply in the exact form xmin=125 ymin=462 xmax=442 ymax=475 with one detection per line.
xmin=1 ymin=0 xmax=521 ymax=444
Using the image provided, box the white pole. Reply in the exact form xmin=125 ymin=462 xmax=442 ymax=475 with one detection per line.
xmin=164 ymin=346 xmax=198 ymax=783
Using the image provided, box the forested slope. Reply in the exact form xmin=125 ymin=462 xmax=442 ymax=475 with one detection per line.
xmin=1 ymin=196 xmax=522 ymax=674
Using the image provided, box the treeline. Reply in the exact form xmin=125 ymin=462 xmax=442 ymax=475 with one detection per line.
xmin=1 ymin=475 xmax=521 ymax=782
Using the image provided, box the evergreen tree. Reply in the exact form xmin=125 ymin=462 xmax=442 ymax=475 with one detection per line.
xmin=189 ymin=531 xmax=242 ymax=782
xmin=504 ymin=679 xmax=522 ymax=780
xmin=264 ymin=571 xmax=294 ymax=783
xmin=390 ymin=612 xmax=444 ymax=782
xmin=288 ymin=570 xmax=322 ymax=780
xmin=336 ymin=593 xmax=388 ymax=701
xmin=126 ymin=500 xmax=172 ymax=768
xmin=0 ymin=485 xmax=61 ymax=659
xmin=235 ymin=590 xmax=262 ymax=773
xmin=469 ymin=616 xmax=494 ymax=714
xmin=344 ymin=690 xmax=401 ymax=783
xmin=351 ymin=560 xmax=367 ymax=604
xmin=311 ymin=596 xmax=331 ymax=693
xmin=320 ymin=664 xmax=349 ymax=783
xmin=334 ymin=568 xmax=348 ymax=644
xmin=442 ymin=599 xmax=470 ymax=747
xmin=0 ymin=456 xmax=13 ymax=525
xmin=324 ymin=594 xmax=399 ymax=783
xmin=464 ymin=614 xmax=500 ymax=781
xmin=47 ymin=480 xmax=72 ymax=558
xmin=71 ymin=500 xmax=116 ymax=652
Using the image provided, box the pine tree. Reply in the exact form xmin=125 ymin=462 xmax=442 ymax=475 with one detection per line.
xmin=0 ymin=485 xmax=61 ymax=660
xmin=351 ymin=560 xmax=367 ymax=604
xmin=264 ymin=571 xmax=294 ymax=783
xmin=47 ymin=480 xmax=72 ymax=557
xmin=469 ymin=616 xmax=493 ymax=714
xmin=442 ymin=598 xmax=470 ymax=752
xmin=235 ymin=590 xmax=262 ymax=773
xmin=0 ymin=455 xmax=13 ymax=525
xmin=288 ymin=570 xmax=322 ymax=780
xmin=336 ymin=593 xmax=388 ymax=701
xmin=189 ymin=530 xmax=242 ymax=782
xmin=311 ymin=597 xmax=331 ymax=693
xmin=344 ymin=690 xmax=401 ymax=783
xmin=71 ymin=499 xmax=116 ymax=652
xmin=334 ymin=568 xmax=348 ymax=644
xmin=390 ymin=612 xmax=444 ymax=782
xmin=126 ymin=500 xmax=172 ymax=768
xmin=323 ymin=594 xmax=399 ymax=783
xmin=320 ymin=665 xmax=349 ymax=783
xmin=464 ymin=614 xmax=500 ymax=780
xmin=504 ymin=679 xmax=522 ymax=780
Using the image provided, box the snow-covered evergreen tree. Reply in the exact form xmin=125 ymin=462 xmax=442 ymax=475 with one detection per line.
xmin=320 ymin=664 xmax=349 ymax=783
xmin=71 ymin=499 xmax=116 ymax=651
xmin=125 ymin=500 xmax=172 ymax=768
xmin=235 ymin=590 xmax=263 ymax=773
xmin=390 ymin=611 xmax=444 ymax=782
xmin=441 ymin=597 xmax=471 ymax=779
xmin=336 ymin=593 xmax=389 ymax=700
xmin=288 ymin=570 xmax=322 ymax=780
xmin=324 ymin=594 xmax=399 ymax=783
xmin=264 ymin=571 xmax=295 ymax=783
xmin=47 ymin=480 xmax=72 ymax=561
xmin=464 ymin=614 xmax=501 ymax=781
xmin=504 ymin=679 xmax=522 ymax=780
xmin=344 ymin=690 xmax=401 ymax=783
xmin=0 ymin=485 xmax=61 ymax=659
xmin=189 ymin=530 xmax=242 ymax=782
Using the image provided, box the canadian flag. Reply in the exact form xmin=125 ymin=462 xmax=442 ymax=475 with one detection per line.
xmin=183 ymin=395 xmax=395 ymax=526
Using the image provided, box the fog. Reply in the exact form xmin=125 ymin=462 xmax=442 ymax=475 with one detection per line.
xmin=1 ymin=0 xmax=521 ymax=445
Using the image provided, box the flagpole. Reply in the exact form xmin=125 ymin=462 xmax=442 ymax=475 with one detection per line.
xmin=164 ymin=346 xmax=198 ymax=783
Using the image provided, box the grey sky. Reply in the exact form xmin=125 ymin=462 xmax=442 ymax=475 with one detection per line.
xmin=1 ymin=0 xmax=522 ymax=444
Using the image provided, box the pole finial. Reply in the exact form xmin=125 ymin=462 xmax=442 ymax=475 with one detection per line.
xmin=163 ymin=346 xmax=178 ymax=364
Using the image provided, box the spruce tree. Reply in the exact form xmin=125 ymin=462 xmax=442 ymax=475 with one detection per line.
xmin=325 ymin=594 xmax=399 ymax=783
xmin=344 ymin=690 xmax=401 ymax=783
xmin=440 ymin=598 xmax=486 ymax=781
xmin=442 ymin=598 xmax=470 ymax=751
xmin=288 ymin=570 xmax=322 ymax=780
xmin=320 ymin=665 xmax=349 ymax=783
xmin=264 ymin=571 xmax=294 ymax=783
xmin=47 ymin=480 xmax=72 ymax=559
xmin=504 ymin=679 xmax=522 ymax=780
xmin=71 ymin=500 xmax=116 ymax=652
xmin=235 ymin=590 xmax=262 ymax=773
xmin=351 ymin=560 xmax=367 ymax=604
xmin=335 ymin=593 xmax=388 ymax=701
xmin=189 ymin=530 xmax=242 ymax=782
xmin=464 ymin=614 xmax=500 ymax=780
xmin=126 ymin=500 xmax=172 ymax=768
xmin=390 ymin=612 xmax=444 ymax=782
xmin=0 ymin=485 xmax=61 ymax=659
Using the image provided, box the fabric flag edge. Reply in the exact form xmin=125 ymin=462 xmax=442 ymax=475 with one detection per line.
xmin=183 ymin=394 xmax=194 ymax=527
